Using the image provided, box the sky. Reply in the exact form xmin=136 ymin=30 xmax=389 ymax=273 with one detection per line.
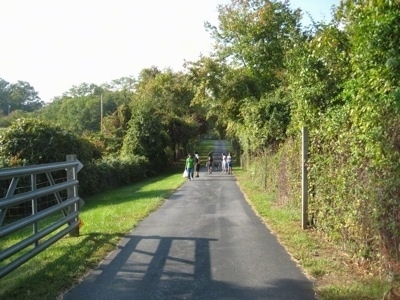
xmin=0 ymin=0 xmax=340 ymax=103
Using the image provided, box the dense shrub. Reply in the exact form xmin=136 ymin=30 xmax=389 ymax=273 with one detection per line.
xmin=0 ymin=118 xmax=151 ymax=199
xmin=0 ymin=118 xmax=100 ymax=166
xmin=242 ymin=137 xmax=301 ymax=209
xmin=78 ymin=155 xmax=150 ymax=197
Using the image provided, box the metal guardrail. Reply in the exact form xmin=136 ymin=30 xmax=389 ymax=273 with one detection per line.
xmin=0 ymin=154 xmax=84 ymax=278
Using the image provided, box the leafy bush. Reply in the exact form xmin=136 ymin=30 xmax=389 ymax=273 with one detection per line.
xmin=0 ymin=118 xmax=101 ymax=166
xmin=78 ymin=155 xmax=150 ymax=197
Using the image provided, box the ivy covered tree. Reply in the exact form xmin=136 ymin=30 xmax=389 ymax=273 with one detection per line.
xmin=286 ymin=23 xmax=350 ymax=133
xmin=101 ymin=103 xmax=132 ymax=154
xmin=331 ymin=0 xmax=400 ymax=264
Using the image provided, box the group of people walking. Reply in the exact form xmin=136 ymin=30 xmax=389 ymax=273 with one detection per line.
xmin=184 ymin=151 xmax=232 ymax=181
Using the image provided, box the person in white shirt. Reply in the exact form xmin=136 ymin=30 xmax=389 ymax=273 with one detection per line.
xmin=194 ymin=151 xmax=201 ymax=177
xmin=227 ymin=152 xmax=232 ymax=174
xmin=221 ymin=153 xmax=227 ymax=173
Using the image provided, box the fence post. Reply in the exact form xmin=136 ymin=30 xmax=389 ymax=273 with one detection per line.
xmin=302 ymin=127 xmax=309 ymax=230
xmin=66 ymin=154 xmax=79 ymax=236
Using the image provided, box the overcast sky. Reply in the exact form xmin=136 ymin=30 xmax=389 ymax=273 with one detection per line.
xmin=0 ymin=0 xmax=339 ymax=103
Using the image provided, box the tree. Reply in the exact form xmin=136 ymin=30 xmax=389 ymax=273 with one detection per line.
xmin=293 ymin=0 xmax=400 ymax=270
xmin=238 ymin=89 xmax=290 ymax=153
xmin=0 ymin=78 xmax=11 ymax=116
xmin=285 ymin=23 xmax=350 ymax=133
xmin=9 ymin=81 xmax=44 ymax=112
xmin=186 ymin=56 xmax=257 ymax=137
xmin=38 ymin=89 xmax=119 ymax=134
xmin=62 ymin=82 xmax=99 ymax=98
xmin=132 ymin=67 xmax=201 ymax=159
xmin=101 ymin=103 xmax=132 ymax=154
xmin=208 ymin=0 xmax=301 ymax=93
xmin=334 ymin=0 xmax=400 ymax=262
xmin=0 ymin=79 xmax=44 ymax=115
xmin=121 ymin=105 xmax=170 ymax=170
xmin=186 ymin=0 xmax=302 ymax=153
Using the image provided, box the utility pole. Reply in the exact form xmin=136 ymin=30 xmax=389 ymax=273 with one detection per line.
xmin=100 ymin=94 xmax=103 ymax=133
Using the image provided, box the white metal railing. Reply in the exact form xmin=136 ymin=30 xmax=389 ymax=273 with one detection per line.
xmin=0 ymin=154 xmax=84 ymax=278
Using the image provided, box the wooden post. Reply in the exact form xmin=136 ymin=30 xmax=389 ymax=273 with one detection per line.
xmin=302 ymin=127 xmax=309 ymax=230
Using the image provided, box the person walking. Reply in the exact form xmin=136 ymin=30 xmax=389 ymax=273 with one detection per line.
xmin=194 ymin=151 xmax=201 ymax=177
xmin=227 ymin=152 xmax=232 ymax=174
xmin=221 ymin=153 xmax=227 ymax=173
xmin=207 ymin=152 xmax=213 ymax=175
xmin=185 ymin=153 xmax=195 ymax=181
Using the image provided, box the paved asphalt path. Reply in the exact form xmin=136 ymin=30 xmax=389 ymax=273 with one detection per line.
xmin=61 ymin=140 xmax=316 ymax=300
